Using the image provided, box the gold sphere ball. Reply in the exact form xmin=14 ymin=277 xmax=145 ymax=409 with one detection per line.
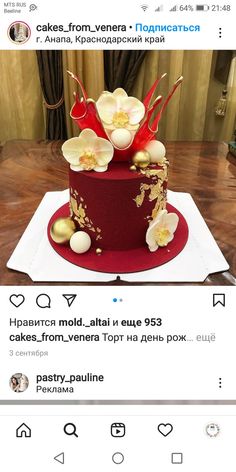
xmin=50 ymin=217 xmax=76 ymax=244
xmin=132 ymin=150 xmax=151 ymax=169
xmin=96 ymin=248 xmax=103 ymax=255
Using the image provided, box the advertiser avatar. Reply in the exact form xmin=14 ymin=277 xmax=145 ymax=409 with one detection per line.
xmin=10 ymin=373 xmax=29 ymax=393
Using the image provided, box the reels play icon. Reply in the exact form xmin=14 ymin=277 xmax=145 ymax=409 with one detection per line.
xmin=111 ymin=423 xmax=126 ymax=438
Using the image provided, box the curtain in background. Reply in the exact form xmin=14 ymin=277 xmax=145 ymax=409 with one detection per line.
xmin=104 ymin=51 xmax=147 ymax=94
xmin=131 ymin=50 xmax=236 ymax=141
xmin=0 ymin=50 xmax=235 ymax=143
xmin=36 ymin=50 xmax=67 ymax=140
xmin=0 ymin=51 xmax=44 ymax=143
xmin=62 ymin=50 xmax=104 ymax=138
xmin=214 ymin=50 xmax=233 ymax=84
xmin=203 ymin=51 xmax=236 ymax=140
xmin=222 ymin=54 xmax=236 ymax=139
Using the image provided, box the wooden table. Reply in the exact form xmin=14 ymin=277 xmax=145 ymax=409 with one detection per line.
xmin=0 ymin=140 xmax=235 ymax=285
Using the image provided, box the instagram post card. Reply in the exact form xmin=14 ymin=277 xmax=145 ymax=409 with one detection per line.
xmin=0 ymin=1 xmax=236 ymax=470
xmin=0 ymin=1 xmax=235 ymax=284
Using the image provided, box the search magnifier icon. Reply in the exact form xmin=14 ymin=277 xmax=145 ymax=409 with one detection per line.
xmin=64 ymin=422 xmax=78 ymax=438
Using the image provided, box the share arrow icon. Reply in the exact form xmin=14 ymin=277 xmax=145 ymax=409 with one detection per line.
xmin=62 ymin=294 xmax=77 ymax=307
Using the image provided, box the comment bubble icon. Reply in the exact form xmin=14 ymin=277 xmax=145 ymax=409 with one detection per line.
xmin=36 ymin=293 xmax=51 ymax=309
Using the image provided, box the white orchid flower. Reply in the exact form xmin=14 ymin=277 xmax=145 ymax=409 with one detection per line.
xmin=62 ymin=129 xmax=114 ymax=172
xmin=146 ymin=209 xmax=179 ymax=252
xmin=96 ymin=88 xmax=145 ymax=132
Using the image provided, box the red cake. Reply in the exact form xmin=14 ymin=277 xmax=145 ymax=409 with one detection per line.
xmin=48 ymin=73 xmax=188 ymax=273
xmin=69 ymin=160 xmax=168 ymax=251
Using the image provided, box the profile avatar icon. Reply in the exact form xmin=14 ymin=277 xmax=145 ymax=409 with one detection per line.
xmin=10 ymin=373 xmax=29 ymax=393
xmin=8 ymin=22 xmax=31 ymax=44
xmin=205 ymin=423 xmax=220 ymax=437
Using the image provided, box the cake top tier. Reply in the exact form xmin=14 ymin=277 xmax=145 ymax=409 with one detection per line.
xmin=69 ymin=160 xmax=168 ymax=181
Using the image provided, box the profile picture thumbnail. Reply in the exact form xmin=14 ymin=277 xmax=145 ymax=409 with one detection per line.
xmin=10 ymin=373 xmax=29 ymax=393
xmin=8 ymin=21 xmax=31 ymax=44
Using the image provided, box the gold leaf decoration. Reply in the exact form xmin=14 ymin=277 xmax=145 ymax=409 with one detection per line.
xmin=134 ymin=190 xmax=145 ymax=207
xmin=70 ymin=189 xmax=102 ymax=240
xmin=133 ymin=162 xmax=168 ymax=223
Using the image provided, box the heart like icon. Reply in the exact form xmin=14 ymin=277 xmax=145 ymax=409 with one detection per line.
xmin=157 ymin=423 xmax=173 ymax=437
xmin=9 ymin=294 xmax=25 ymax=308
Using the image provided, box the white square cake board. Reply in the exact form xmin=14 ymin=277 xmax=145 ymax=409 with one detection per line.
xmin=7 ymin=189 xmax=229 ymax=282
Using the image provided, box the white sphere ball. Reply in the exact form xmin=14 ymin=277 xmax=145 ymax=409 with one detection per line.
xmin=70 ymin=231 xmax=91 ymax=254
xmin=146 ymin=140 xmax=166 ymax=163
xmin=111 ymin=129 xmax=132 ymax=149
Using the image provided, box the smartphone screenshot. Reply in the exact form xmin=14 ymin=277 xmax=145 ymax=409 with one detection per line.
xmin=0 ymin=0 xmax=235 ymax=469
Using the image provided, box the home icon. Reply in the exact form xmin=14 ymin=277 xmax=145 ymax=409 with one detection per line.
xmin=16 ymin=423 xmax=31 ymax=438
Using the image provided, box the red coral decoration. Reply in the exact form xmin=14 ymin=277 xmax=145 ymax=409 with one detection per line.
xmin=131 ymin=75 xmax=183 ymax=152
xmin=69 ymin=71 xmax=107 ymax=139
xmin=68 ymin=71 xmax=183 ymax=162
